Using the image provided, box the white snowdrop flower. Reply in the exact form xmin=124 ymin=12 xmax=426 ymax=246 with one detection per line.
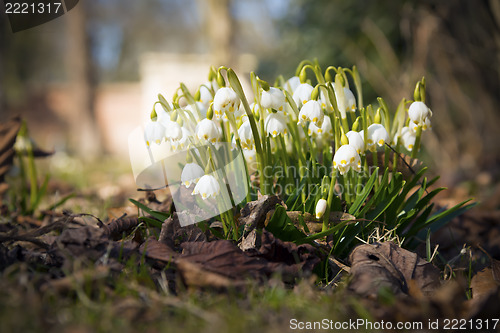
xmin=144 ymin=120 xmax=165 ymax=146
xmin=315 ymin=199 xmax=327 ymax=219
xmin=181 ymin=162 xmax=204 ymax=188
xmin=238 ymin=121 xmax=254 ymax=150
xmin=366 ymin=123 xmax=389 ymax=151
xmin=284 ymin=76 xmax=301 ymax=93
xmin=265 ymin=112 xmax=288 ymax=137
xmin=261 ymin=87 xmax=286 ymax=112
xmin=171 ymin=127 xmax=192 ymax=151
xmin=400 ymin=127 xmax=416 ymax=151
xmin=243 ymin=148 xmax=256 ymax=162
xmin=422 ymin=117 xmax=432 ymax=131
xmin=234 ymin=103 xmax=247 ymax=122
xmin=333 ymin=144 xmax=362 ymax=175
xmin=333 ymin=84 xmax=347 ymax=119
xmin=163 ymin=120 xmax=183 ymax=142
xmin=346 ymin=131 xmax=364 ymax=155
xmin=292 ymin=83 xmax=314 ymax=108
xmin=186 ymin=102 xmax=207 ymax=122
xmin=196 ymin=118 xmax=221 ymax=144
xmin=298 ymin=100 xmax=324 ymax=127
xmin=192 ymin=174 xmax=220 ymax=200
xmin=213 ymin=87 xmax=240 ymax=119
xmin=243 ymin=148 xmax=257 ymax=174
xmin=308 ymin=116 xmax=332 ymax=138
xmin=409 ymin=120 xmax=419 ymax=133
xmin=319 ymin=90 xmax=331 ymax=110
xmin=199 ymin=83 xmax=214 ymax=109
xmin=344 ymin=87 xmax=356 ymax=112
xmin=156 ymin=110 xmax=182 ymax=141
xmin=408 ymin=101 xmax=432 ymax=126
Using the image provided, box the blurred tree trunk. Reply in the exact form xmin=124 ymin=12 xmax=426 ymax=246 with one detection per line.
xmin=199 ymin=0 xmax=236 ymax=67
xmin=65 ymin=2 xmax=101 ymax=158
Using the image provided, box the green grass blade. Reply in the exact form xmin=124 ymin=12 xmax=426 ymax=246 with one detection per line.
xmin=349 ymin=167 xmax=378 ymax=215
xmin=129 ymin=198 xmax=170 ymax=222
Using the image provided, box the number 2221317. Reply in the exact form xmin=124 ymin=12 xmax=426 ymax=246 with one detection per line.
xmin=5 ymin=2 xmax=62 ymax=15
xmin=442 ymin=318 xmax=499 ymax=330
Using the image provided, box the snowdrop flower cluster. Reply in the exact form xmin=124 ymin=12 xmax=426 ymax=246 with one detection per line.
xmin=140 ymin=63 xmax=432 ymax=207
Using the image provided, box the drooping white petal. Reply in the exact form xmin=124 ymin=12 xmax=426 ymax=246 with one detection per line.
xmin=366 ymin=124 xmax=389 ymax=150
xmin=292 ymin=83 xmax=314 ymax=108
xmin=181 ymin=162 xmax=204 ymax=188
xmin=408 ymin=101 xmax=432 ymax=125
xmin=238 ymin=121 xmax=254 ymax=149
xmin=260 ymin=87 xmax=286 ymax=112
xmin=163 ymin=120 xmax=183 ymax=141
xmin=346 ymin=131 xmax=364 ymax=155
xmin=213 ymin=87 xmax=240 ymax=119
xmin=308 ymin=116 xmax=333 ymax=139
xmin=171 ymin=127 xmax=192 ymax=151
xmin=333 ymin=144 xmax=361 ymax=175
xmin=284 ymin=76 xmax=300 ymax=93
xmin=344 ymin=87 xmax=356 ymax=112
xmin=191 ymin=174 xmax=220 ymax=200
xmin=265 ymin=112 xmax=288 ymax=137
xmin=400 ymin=127 xmax=416 ymax=151
xmin=199 ymin=81 xmax=215 ymax=109
xmin=298 ymin=100 xmax=324 ymax=127
xmin=144 ymin=121 xmax=166 ymax=146
xmin=196 ymin=118 xmax=221 ymax=144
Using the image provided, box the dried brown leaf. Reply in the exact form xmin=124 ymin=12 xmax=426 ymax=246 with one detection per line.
xmin=348 ymin=242 xmax=440 ymax=298
xmin=100 ymin=215 xmax=140 ymax=240
xmin=239 ymin=195 xmax=283 ymax=236
xmin=140 ymin=237 xmax=177 ymax=262
xmin=470 ymin=259 xmax=500 ymax=299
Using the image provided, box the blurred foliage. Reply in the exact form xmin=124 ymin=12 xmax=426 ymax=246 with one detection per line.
xmin=260 ymin=0 xmax=500 ymax=185
xmin=2 ymin=0 xmax=498 ymax=185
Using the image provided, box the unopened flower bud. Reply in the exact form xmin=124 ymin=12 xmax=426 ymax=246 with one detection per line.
xmin=315 ymin=199 xmax=327 ymax=219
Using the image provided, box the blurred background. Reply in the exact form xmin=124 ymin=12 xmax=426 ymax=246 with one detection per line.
xmin=1 ymin=0 xmax=499 ymax=192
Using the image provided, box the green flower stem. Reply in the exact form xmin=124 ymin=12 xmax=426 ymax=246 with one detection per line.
xmin=348 ymin=111 xmax=356 ymax=126
xmin=295 ymin=60 xmax=315 ymax=77
xmin=179 ymin=83 xmax=202 ymax=120
xmin=323 ymin=169 xmax=339 ymax=232
xmin=277 ymin=135 xmax=291 ymax=189
xmin=339 ymin=116 xmax=349 ymax=135
xmin=209 ymin=148 xmax=238 ymax=240
xmin=361 ymin=107 xmax=368 ymax=146
xmin=324 ymin=66 xmax=339 ymax=83
xmin=235 ymin=139 xmax=252 ymax=203
xmin=372 ymin=151 xmax=379 ymax=191
xmin=289 ymin=122 xmax=307 ymax=168
xmin=377 ymin=97 xmax=391 ymax=134
xmin=226 ymin=68 xmax=270 ymax=194
xmin=384 ymin=144 xmax=391 ymax=172
xmin=345 ymin=66 xmax=363 ymax=110
xmin=157 ymin=95 xmax=173 ymax=112
xmin=334 ymin=116 xmax=341 ymax=152
xmin=343 ymin=172 xmax=351 ymax=205
xmin=411 ymin=125 xmax=423 ymax=159
xmin=393 ymin=141 xmax=400 ymax=173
